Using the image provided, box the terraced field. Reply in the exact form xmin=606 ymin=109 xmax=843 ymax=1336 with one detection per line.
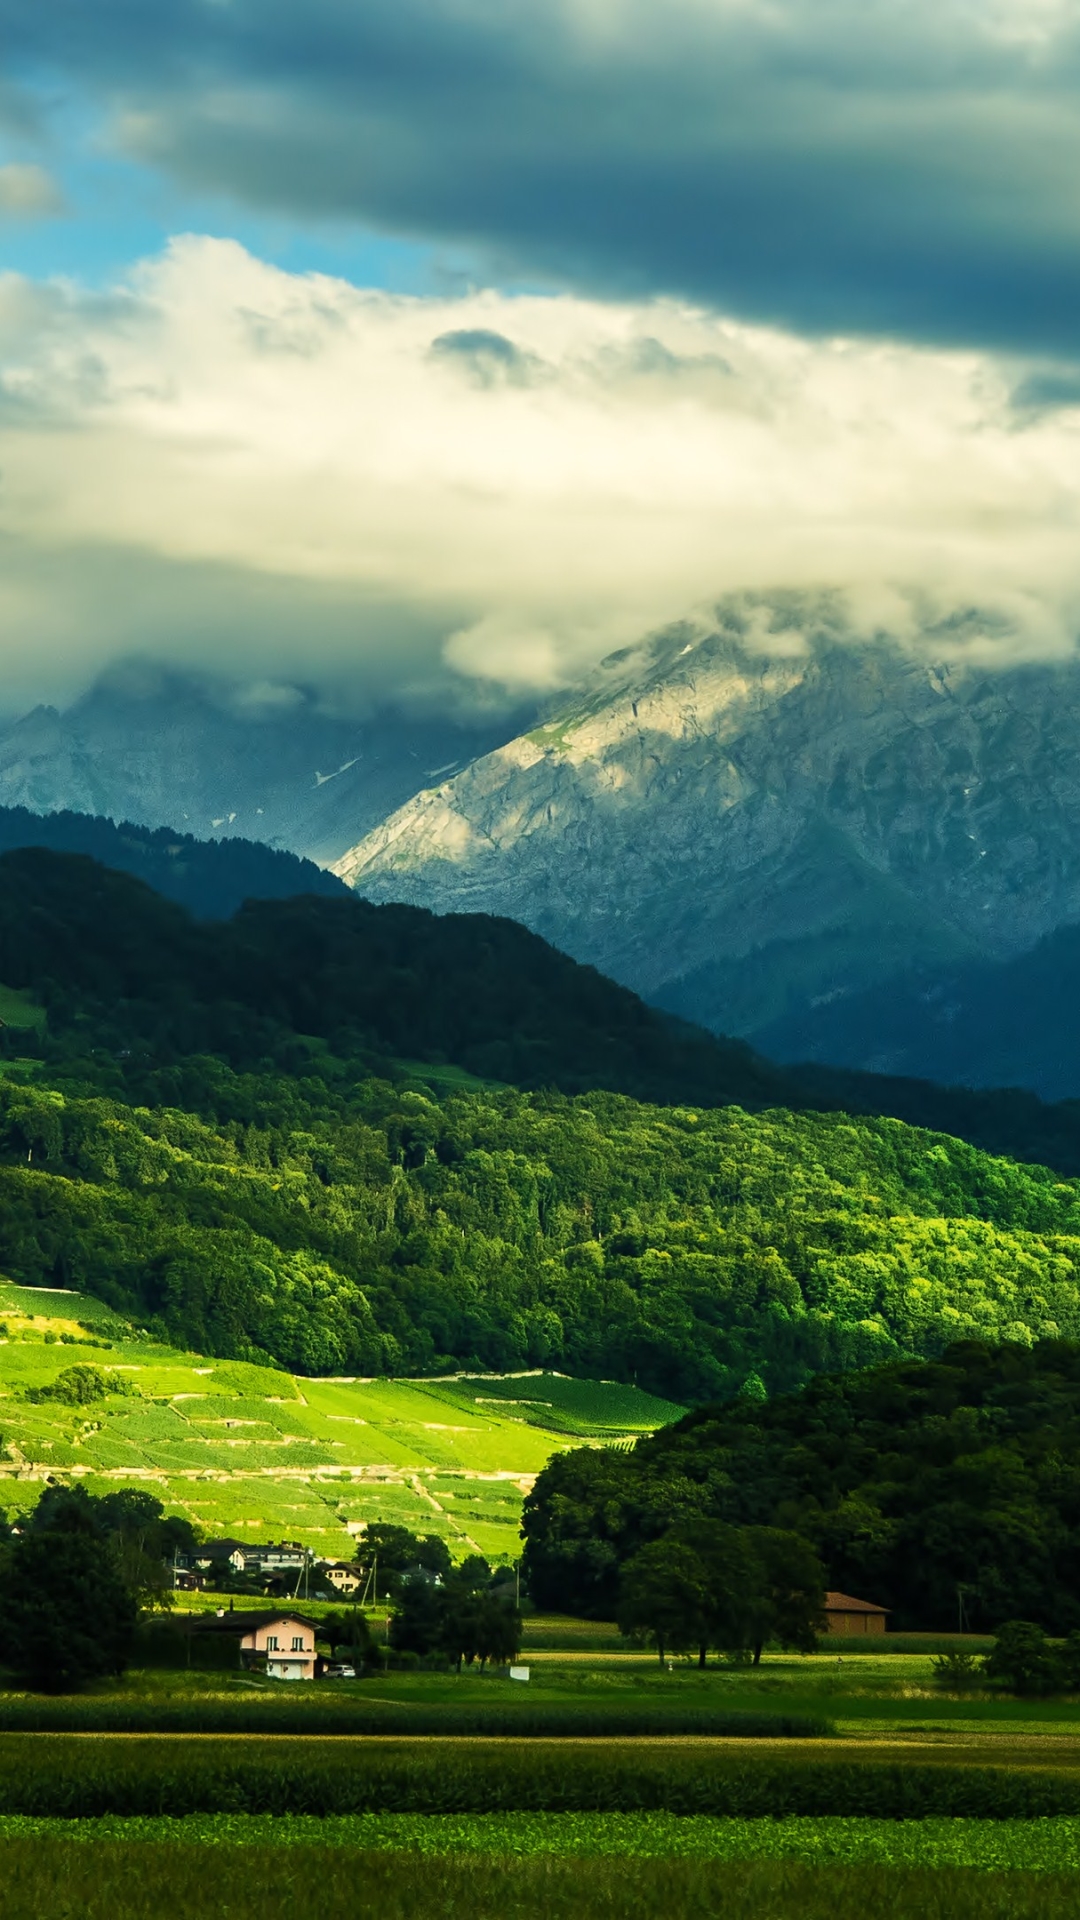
xmin=0 ymin=1281 xmax=682 ymax=1560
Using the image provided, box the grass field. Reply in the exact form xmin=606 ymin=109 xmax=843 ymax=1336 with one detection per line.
xmin=0 ymin=1280 xmax=680 ymax=1560
xmin=0 ymin=985 xmax=45 ymax=1032
xmin=4 ymin=1811 xmax=1080 ymax=1867
xmin=4 ymin=1846 xmax=1078 ymax=1920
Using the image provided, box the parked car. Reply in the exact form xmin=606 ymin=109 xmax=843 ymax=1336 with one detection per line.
xmin=324 ymin=1663 xmax=356 ymax=1679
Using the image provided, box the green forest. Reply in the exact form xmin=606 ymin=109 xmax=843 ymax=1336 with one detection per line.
xmin=522 ymin=1339 xmax=1080 ymax=1631
xmin=7 ymin=847 xmax=1080 ymax=1404
xmin=6 ymin=1065 xmax=1080 ymax=1400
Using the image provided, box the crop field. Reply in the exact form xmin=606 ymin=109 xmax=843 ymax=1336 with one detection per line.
xmin=0 ymin=1280 xmax=678 ymax=1558
xmin=4 ymin=1847 xmax=1079 ymax=1920
xmin=0 ymin=1659 xmax=1075 ymax=1913
xmin=4 ymin=1811 xmax=1080 ymax=1869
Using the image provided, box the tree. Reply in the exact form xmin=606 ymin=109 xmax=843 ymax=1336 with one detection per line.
xmin=473 ymin=1593 xmax=523 ymax=1669
xmin=389 ymin=1577 xmax=445 ymax=1659
xmin=617 ymin=1538 xmax=712 ymax=1665
xmin=0 ymin=1532 xmax=138 ymax=1690
xmin=742 ymin=1527 xmax=825 ymax=1665
xmin=983 ymin=1620 xmax=1064 ymax=1696
xmin=320 ymin=1609 xmax=373 ymax=1668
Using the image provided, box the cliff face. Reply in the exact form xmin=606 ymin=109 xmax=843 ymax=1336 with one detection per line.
xmin=334 ymin=606 xmax=1080 ymax=1042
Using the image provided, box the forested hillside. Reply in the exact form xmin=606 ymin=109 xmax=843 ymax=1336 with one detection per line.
xmin=521 ymin=1340 xmax=1080 ymax=1631
xmin=6 ymin=1068 xmax=1080 ymax=1399
xmin=0 ymin=807 xmax=346 ymax=918
xmin=6 ymin=846 xmax=1080 ymax=1403
xmin=8 ymin=846 xmax=1080 ymax=1169
xmin=0 ymin=847 xmax=783 ymax=1109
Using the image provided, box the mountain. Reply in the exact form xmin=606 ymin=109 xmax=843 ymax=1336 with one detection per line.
xmin=0 ymin=805 xmax=347 ymax=919
xmin=0 ymin=661 xmax=528 ymax=865
xmin=759 ymin=922 xmax=1080 ymax=1102
xmin=334 ymin=598 xmax=1080 ymax=1086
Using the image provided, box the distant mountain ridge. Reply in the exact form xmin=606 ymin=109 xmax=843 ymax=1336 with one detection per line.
xmin=0 ymin=662 xmax=529 ymax=865
xmin=334 ymin=599 xmax=1080 ymax=1085
xmin=762 ymin=921 xmax=1080 ymax=1103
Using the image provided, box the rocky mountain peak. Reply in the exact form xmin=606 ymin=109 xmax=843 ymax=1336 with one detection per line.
xmin=334 ymin=604 xmax=1080 ymax=1046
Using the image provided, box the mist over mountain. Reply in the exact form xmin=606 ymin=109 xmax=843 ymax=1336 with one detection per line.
xmin=336 ymin=598 xmax=1080 ymax=1089
xmin=0 ymin=662 xmax=529 ymax=866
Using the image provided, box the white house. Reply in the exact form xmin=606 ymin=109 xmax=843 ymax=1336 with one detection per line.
xmin=193 ymin=1610 xmax=319 ymax=1680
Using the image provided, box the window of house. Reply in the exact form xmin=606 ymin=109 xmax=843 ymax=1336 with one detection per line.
xmin=291 ymin=1636 xmax=304 ymax=1651
xmin=267 ymin=1636 xmax=279 ymax=1651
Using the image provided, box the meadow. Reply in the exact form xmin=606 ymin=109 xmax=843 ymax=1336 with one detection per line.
xmin=0 ymin=1280 xmax=679 ymax=1559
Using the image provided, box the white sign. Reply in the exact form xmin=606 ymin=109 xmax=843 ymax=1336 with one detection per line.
xmin=509 ymin=1665 xmax=530 ymax=1682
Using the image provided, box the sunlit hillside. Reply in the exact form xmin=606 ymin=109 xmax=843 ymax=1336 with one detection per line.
xmin=0 ymin=1282 xmax=681 ymax=1562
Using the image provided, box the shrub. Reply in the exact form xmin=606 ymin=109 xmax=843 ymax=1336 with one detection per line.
xmin=931 ymin=1650 xmax=982 ymax=1692
xmin=982 ymin=1622 xmax=1065 ymax=1697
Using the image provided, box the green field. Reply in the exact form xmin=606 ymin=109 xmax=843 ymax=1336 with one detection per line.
xmin=3 ymin=1846 xmax=1076 ymax=1920
xmin=0 ymin=1652 xmax=1075 ymax=1914
xmin=0 ymin=984 xmax=44 ymax=1032
xmin=0 ymin=1281 xmax=681 ymax=1559
xmin=2 ymin=1812 xmax=1080 ymax=1868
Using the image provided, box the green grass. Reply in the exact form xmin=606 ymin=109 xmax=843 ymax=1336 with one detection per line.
xmin=0 ymin=984 xmax=45 ymax=1032
xmin=2 ymin=1846 xmax=1078 ymax=1920
xmin=3 ymin=1812 xmax=1080 ymax=1870
xmin=0 ymin=1280 xmax=677 ymax=1559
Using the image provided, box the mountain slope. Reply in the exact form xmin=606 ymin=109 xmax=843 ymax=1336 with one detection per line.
xmin=760 ymin=922 xmax=1080 ymax=1101
xmin=334 ymin=600 xmax=1080 ymax=1073
xmin=0 ymin=805 xmax=347 ymax=919
xmin=0 ymin=846 xmax=783 ymax=1109
xmin=0 ymin=662 xmax=528 ymax=864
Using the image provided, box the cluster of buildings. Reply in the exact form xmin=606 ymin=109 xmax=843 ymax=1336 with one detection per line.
xmin=174 ymin=1538 xmax=364 ymax=1599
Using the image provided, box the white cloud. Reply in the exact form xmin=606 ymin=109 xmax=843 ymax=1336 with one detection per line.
xmin=1 ymin=234 xmax=1080 ymax=704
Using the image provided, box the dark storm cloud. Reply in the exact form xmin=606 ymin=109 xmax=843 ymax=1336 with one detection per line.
xmin=8 ymin=0 xmax=1080 ymax=352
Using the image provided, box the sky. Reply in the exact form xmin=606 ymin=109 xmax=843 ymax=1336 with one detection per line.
xmin=3 ymin=0 xmax=1080 ymax=710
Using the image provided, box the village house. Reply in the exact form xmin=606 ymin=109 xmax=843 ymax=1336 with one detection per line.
xmin=822 ymin=1590 xmax=889 ymax=1636
xmin=318 ymin=1559 xmax=363 ymax=1595
xmin=191 ymin=1610 xmax=319 ymax=1680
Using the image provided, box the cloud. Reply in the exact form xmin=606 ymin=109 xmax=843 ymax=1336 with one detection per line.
xmin=1 ymin=236 xmax=1080 ymax=706
xmin=0 ymin=162 xmax=63 ymax=216
xmin=7 ymin=0 xmax=1080 ymax=348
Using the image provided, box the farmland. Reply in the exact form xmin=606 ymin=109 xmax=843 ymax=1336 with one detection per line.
xmin=0 ymin=1641 xmax=1076 ymax=1913
xmin=0 ymin=1280 xmax=681 ymax=1559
